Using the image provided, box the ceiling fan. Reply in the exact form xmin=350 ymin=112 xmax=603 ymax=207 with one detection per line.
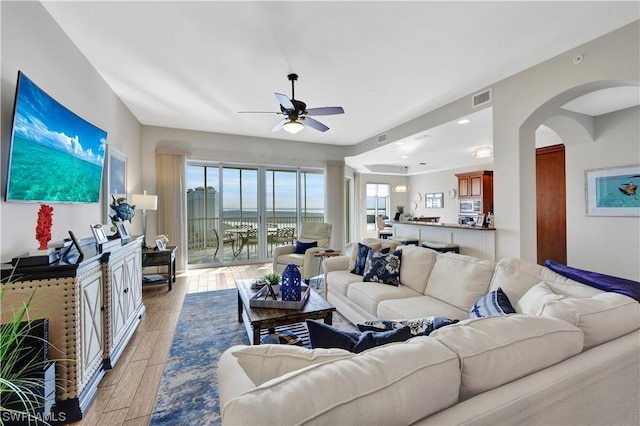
xmin=239 ymin=73 xmax=344 ymax=134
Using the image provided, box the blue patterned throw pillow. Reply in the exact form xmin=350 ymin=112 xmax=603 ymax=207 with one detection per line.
xmin=358 ymin=316 xmax=459 ymax=336
xmin=294 ymin=240 xmax=317 ymax=254
xmin=306 ymin=319 xmax=412 ymax=353
xmin=469 ymin=287 xmax=516 ymax=318
xmin=362 ymin=249 xmax=402 ymax=286
xmin=351 ymin=243 xmax=390 ymax=276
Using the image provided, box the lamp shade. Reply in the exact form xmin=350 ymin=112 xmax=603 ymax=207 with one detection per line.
xmin=283 ymin=119 xmax=304 ymax=134
xmin=131 ymin=193 xmax=157 ymax=211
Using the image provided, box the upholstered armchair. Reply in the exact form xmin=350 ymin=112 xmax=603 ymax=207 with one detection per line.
xmin=272 ymin=222 xmax=332 ymax=283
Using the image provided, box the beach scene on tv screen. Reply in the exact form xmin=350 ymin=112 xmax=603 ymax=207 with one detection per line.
xmin=7 ymin=74 xmax=106 ymax=203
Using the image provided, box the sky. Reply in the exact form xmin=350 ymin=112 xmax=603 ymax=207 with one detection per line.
xmin=12 ymin=72 xmax=106 ymax=166
xmin=187 ymin=165 xmax=324 ymax=210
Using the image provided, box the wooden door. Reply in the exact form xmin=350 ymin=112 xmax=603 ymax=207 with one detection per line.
xmin=536 ymin=144 xmax=566 ymax=265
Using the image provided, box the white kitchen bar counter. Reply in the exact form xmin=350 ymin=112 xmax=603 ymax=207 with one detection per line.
xmin=392 ymin=221 xmax=496 ymax=261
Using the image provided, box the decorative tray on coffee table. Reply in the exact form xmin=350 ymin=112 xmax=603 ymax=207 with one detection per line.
xmin=249 ymin=284 xmax=311 ymax=310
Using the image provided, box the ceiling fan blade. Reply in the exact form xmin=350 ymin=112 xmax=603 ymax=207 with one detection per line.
xmin=305 ymin=106 xmax=345 ymax=116
xmin=271 ymin=119 xmax=286 ymax=132
xmin=238 ymin=111 xmax=281 ymax=114
xmin=275 ymin=93 xmax=294 ymax=110
xmin=302 ymin=116 xmax=329 ymax=132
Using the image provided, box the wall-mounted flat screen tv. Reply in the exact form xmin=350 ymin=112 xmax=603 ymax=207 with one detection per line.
xmin=5 ymin=71 xmax=107 ymax=203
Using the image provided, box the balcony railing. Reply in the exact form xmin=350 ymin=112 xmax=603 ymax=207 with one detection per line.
xmin=187 ymin=215 xmax=323 ymax=265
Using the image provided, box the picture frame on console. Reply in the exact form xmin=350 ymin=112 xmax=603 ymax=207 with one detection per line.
xmin=90 ymin=224 xmax=108 ymax=245
xmin=105 ymin=145 xmax=127 ymax=222
xmin=585 ymin=164 xmax=640 ymax=217
xmin=155 ymin=239 xmax=166 ymax=250
xmin=115 ymin=221 xmax=130 ymax=243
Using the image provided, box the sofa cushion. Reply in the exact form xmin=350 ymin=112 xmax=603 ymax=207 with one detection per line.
xmin=357 ymin=316 xmax=459 ymax=336
xmin=325 ymin=270 xmax=363 ymax=297
xmin=362 ymin=249 xmax=402 ymax=286
xmin=232 ymin=344 xmax=352 ymax=386
xmin=517 ymin=281 xmax=640 ymax=349
xmin=347 ymin=281 xmax=421 ymax=316
xmin=431 ymin=314 xmax=584 ymax=399
xmin=294 ymin=239 xmax=317 ymax=254
xmin=469 ymin=287 xmax=516 ymax=318
xmin=377 ymin=295 xmax=470 ymax=320
xmin=275 ymin=252 xmax=305 ymax=267
xmin=425 ymin=253 xmax=495 ymax=311
xmin=490 ymin=258 xmax=603 ymax=305
xmin=307 ymin=319 xmax=412 ymax=353
xmin=221 ymin=337 xmax=461 ymax=426
xmin=398 ymin=245 xmax=438 ymax=294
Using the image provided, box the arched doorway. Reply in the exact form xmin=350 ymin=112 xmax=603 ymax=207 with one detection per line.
xmin=520 ymin=80 xmax=638 ymax=265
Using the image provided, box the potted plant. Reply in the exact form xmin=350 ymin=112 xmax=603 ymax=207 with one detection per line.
xmin=1 ymin=279 xmax=57 ymax=425
xmin=262 ymin=272 xmax=280 ymax=286
xmin=395 ymin=205 xmax=405 ymax=221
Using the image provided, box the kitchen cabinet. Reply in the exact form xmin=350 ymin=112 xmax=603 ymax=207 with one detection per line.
xmin=455 ymin=170 xmax=494 ymax=214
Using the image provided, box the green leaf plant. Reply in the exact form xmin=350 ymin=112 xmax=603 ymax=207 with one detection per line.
xmin=0 ymin=266 xmax=70 ymax=425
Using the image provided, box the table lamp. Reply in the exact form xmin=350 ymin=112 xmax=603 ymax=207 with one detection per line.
xmin=131 ymin=190 xmax=158 ymax=249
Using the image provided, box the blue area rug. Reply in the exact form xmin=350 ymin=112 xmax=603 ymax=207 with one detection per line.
xmin=150 ymin=288 xmax=355 ymax=425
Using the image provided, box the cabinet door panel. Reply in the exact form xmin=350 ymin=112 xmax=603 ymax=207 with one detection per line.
xmin=458 ymin=178 xmax=469 ymax=197
xmin=470 ymin=176 xmax=482 ymax=196
xmin=78 ymin=266 xmax=104 ymax=390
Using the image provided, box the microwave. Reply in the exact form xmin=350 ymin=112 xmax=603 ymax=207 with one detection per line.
xmin=460 ymin=199 xmax=482 ymax=214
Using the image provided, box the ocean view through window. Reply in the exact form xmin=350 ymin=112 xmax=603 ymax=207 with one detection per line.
xmin=187 ymin=164 xmax=324 ymax=266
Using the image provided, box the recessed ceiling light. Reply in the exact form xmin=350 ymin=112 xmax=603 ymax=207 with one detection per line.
xmin=457 ymin=119 xmax=470 ymax=125
xmin=395 ymin=141 xmax=404 ymax=146
xmin=419 ymin=162 xmax=427 ymax=165
xmin=401 ymin=155 xmax=409 ymax=159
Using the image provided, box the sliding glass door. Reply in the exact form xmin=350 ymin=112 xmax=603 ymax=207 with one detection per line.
xmin=187 ymin=163 xmax=324 ymax=267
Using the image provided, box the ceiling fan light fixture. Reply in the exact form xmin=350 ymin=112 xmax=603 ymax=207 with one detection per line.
xmin=283 ymin=119 xmax=304 ymax=134
xmin=472 ymin=145 xmax=493 ymax=159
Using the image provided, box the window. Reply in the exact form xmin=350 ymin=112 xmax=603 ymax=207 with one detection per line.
xmin=366 ymin=183 xmax=389 ymax=231
xmin=187 ymin=164 xmax=324 ymax=266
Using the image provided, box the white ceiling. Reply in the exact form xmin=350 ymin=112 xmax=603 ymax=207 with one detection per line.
xmin=41 ymin=1 xmax=639 ymax=173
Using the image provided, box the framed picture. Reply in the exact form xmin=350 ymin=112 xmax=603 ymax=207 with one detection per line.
xmin=105 ymin=145 xmax=127 ymax=222
xmin=116 ymin=221 xmax=130 ymax=243
xmin=586 ymin=165 xmax=640 ymax=216
xmin=425 ymin=192 xmax=444 ymax=209
xmin=90 ymin=224 xmax=108 ymax=244
xmin=155 ymin=239 xmax=166 ymax=250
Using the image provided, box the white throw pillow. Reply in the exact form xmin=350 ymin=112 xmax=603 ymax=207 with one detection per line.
xmin=430 ymin=314 xmax=584 ymax=399
xmin=517 ymin=282 xmax=640 ymax=349
xmin=515 ymin=281 xmax=566 ymax=315
xmin=232 ymin=344 xmax=352 ymax=386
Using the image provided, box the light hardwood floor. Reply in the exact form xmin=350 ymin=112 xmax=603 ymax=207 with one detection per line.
xmin=71 ymin=262 xmax=273 ymax=426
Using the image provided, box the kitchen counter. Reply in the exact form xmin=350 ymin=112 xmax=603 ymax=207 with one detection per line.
xmin=392 ymin=222 xmax=496 ymax=260
xmin=394 ymin=221 xmax=496 ymax=231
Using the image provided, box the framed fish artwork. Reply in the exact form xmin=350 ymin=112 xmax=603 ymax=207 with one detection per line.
xmin=585 ymin=164 xmax=640 ymax=216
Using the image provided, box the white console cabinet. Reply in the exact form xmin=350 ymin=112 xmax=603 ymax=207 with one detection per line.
xmin=1 ymin=236 xmax=145 ymax=423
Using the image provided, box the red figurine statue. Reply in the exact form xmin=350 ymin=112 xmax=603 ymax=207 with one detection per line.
xmin=35 ymin=204 xmax=54 ymax=250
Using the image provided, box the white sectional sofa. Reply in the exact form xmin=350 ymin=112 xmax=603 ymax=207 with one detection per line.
xmin=218 ymin=241 xmax=640 ymax=425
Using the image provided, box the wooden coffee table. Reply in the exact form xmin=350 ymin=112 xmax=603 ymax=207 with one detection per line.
xmin=236 ymin=278 xmax=336 ymax=345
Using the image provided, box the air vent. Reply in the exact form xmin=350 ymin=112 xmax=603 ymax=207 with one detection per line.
xmin=377 ymin=133 xmax=387 ymax=144
xmin=472 ymin=89 xmax=492 ymax=108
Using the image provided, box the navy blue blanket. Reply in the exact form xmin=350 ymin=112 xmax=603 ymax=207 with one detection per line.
xmin=544 ymin=260 xmax=640 ymax=302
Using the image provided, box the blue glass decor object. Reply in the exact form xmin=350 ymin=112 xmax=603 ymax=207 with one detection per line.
xmin=281 ymin=263 xmax=302 ymax=301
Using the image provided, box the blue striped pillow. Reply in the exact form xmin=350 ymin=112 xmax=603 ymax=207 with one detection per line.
xmin=470 ymin=287 xmax=515 ymax=318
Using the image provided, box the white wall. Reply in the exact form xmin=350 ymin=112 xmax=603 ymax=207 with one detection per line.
xmin=408 ymin=164 xmax=493 ymax=224
xmin=0 ymin=2 xmax=142 ymax=262
xmin=565 ymin=106 xmax=640 ymax=280
xmin=491 ymin=21 xmax=639 ymax=266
